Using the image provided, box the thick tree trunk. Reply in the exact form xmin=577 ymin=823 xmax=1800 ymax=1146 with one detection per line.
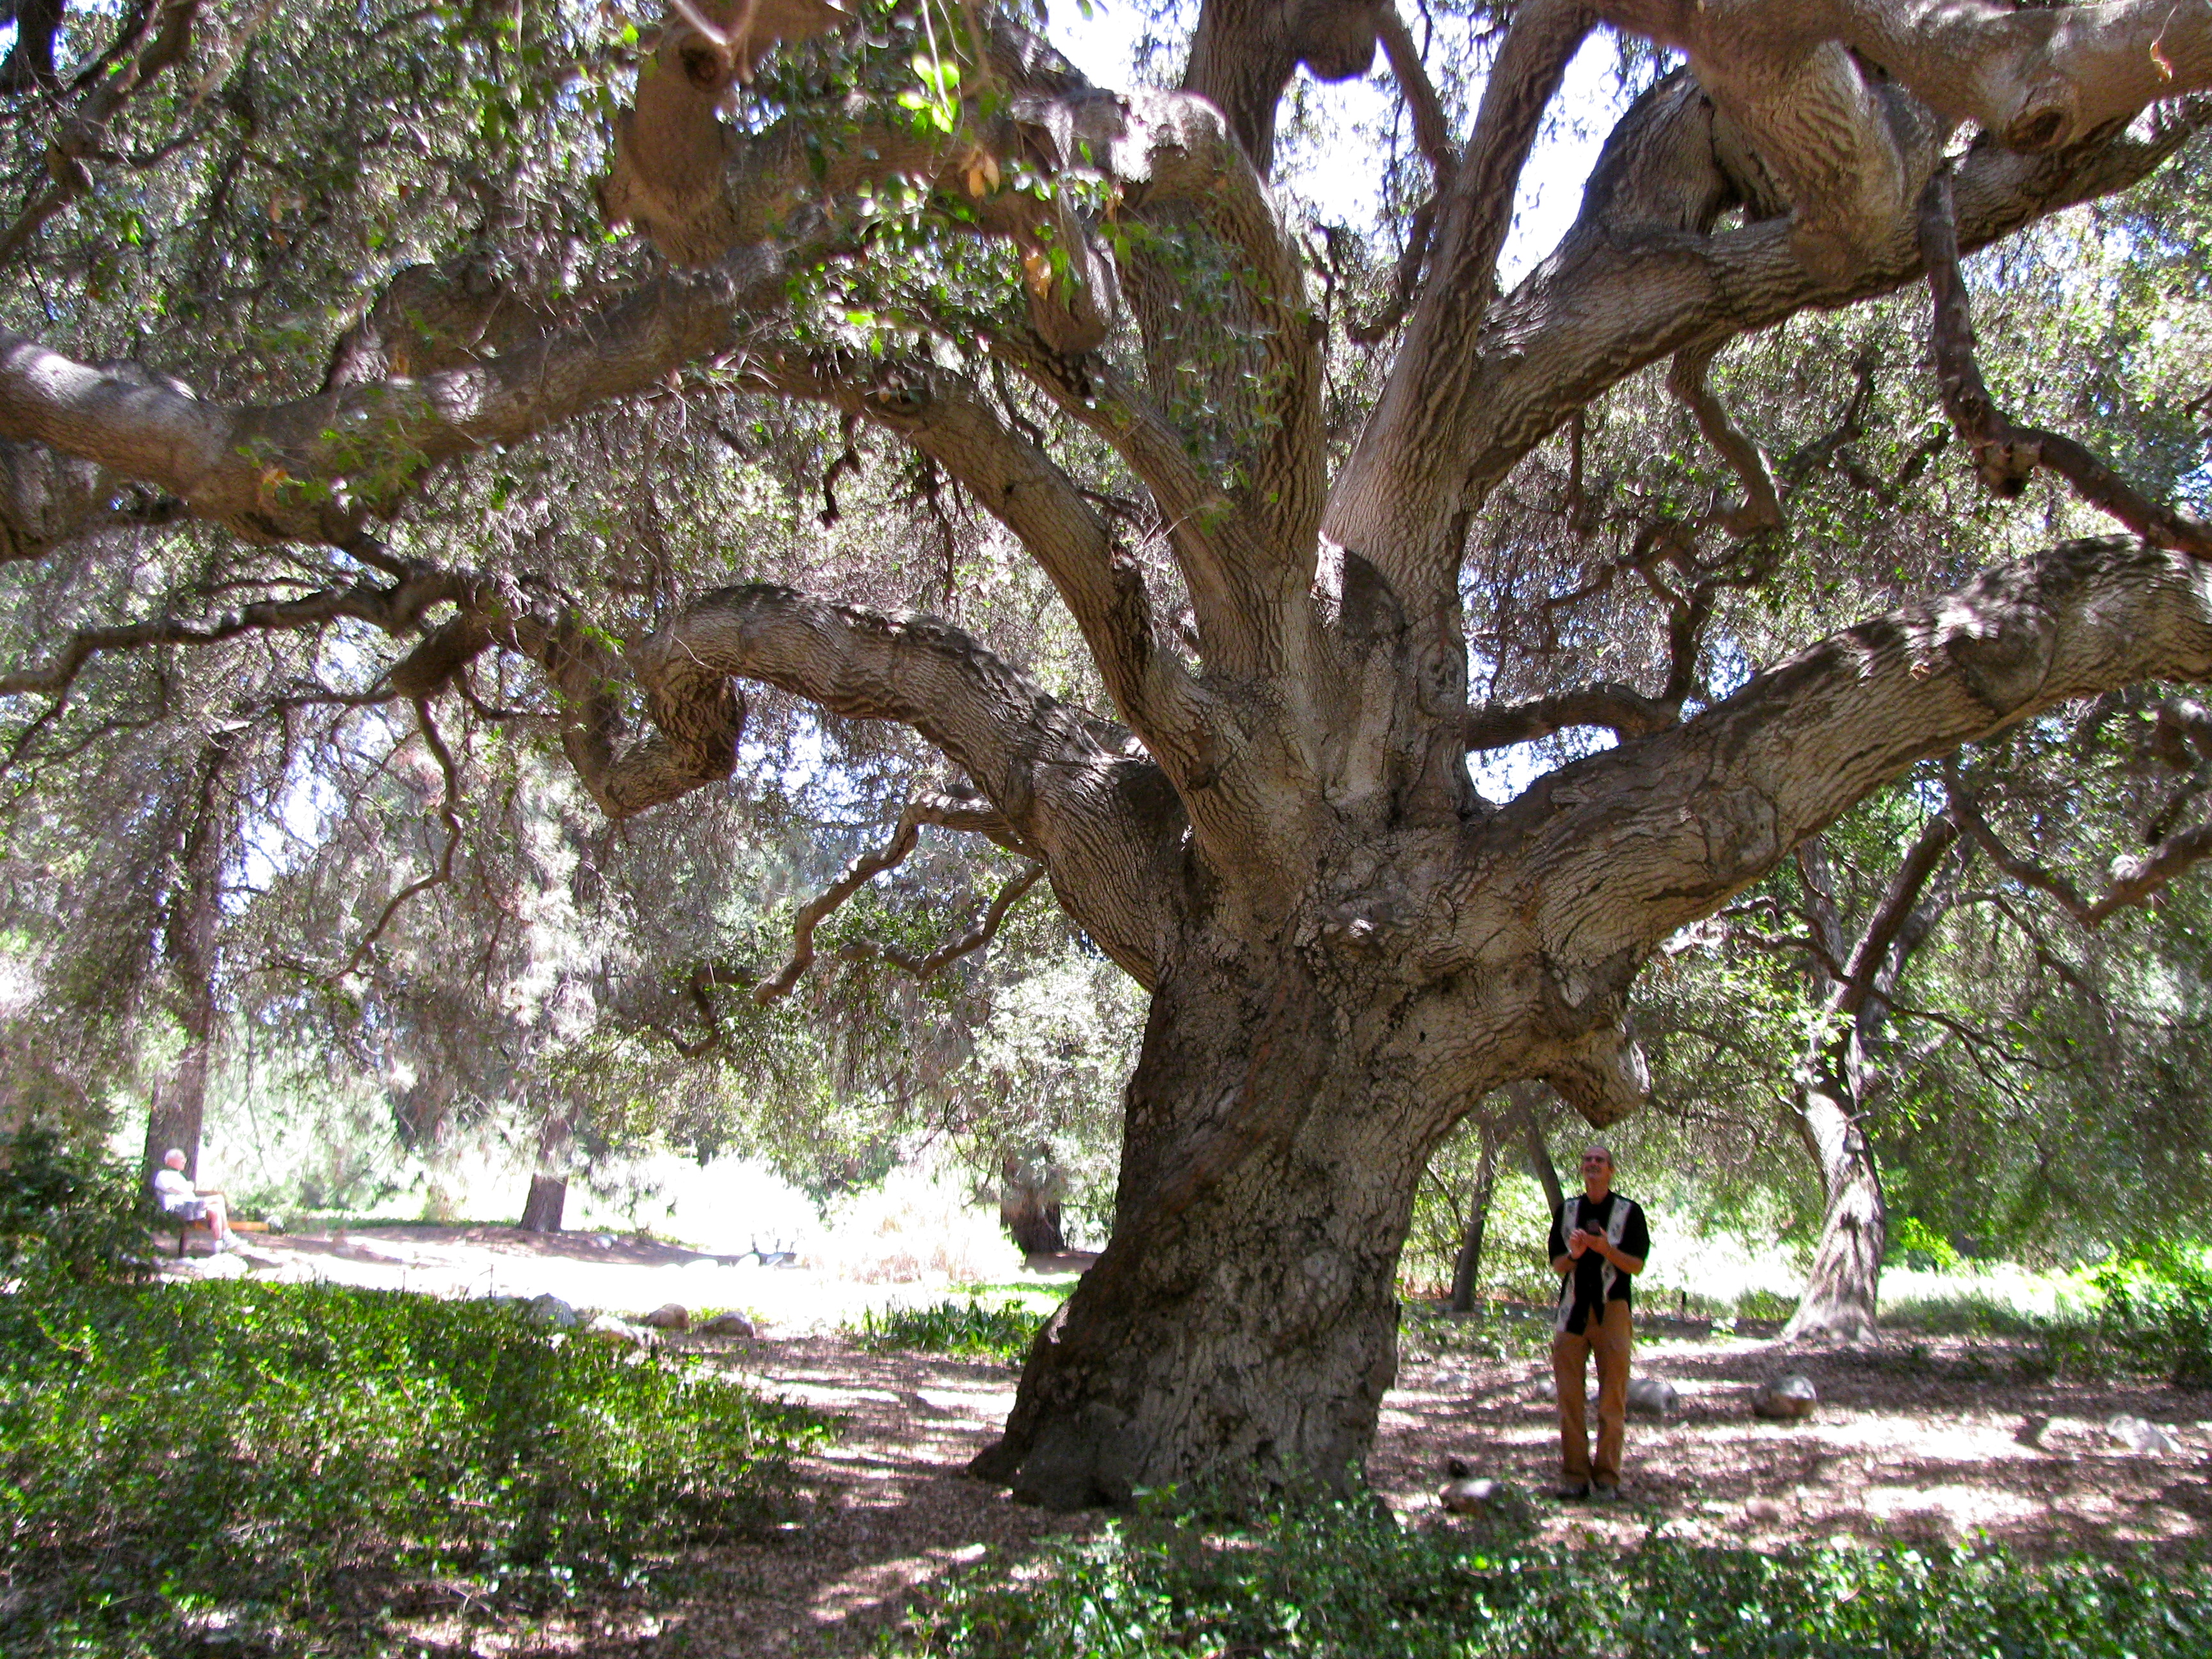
xmin=1780 ymin=1075 xmax=1886 ymax=1343
xmin=1447 ymin=1118 xmax=1502 ymax=1313
xmin=971 ymin=947 xmax=1443 ymax=1511
xmin=519 ymin=1173 xmax=568 ymax=1233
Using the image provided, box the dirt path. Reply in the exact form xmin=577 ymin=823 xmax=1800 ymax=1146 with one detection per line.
xmin=172 ymin=1229 xmax=2212 ymax=1652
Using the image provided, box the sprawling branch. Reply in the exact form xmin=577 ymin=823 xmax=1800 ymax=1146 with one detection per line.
xmin=506 ymin=583 xmax=1181 ymax=986
xmin=753 ymin=803 xmax=926 ymax=1004
xmin=0 ymin=0 xmax=200 ymax=265
xmin=746 ymin=349 xmax=1205 ymax=760
xmin=0 ymin=566 xmax=467 ymax=700
xmin=1498 ymin=536 xmax=2212 ymax=975
xmin=1919 ymin=167 xmax=2212 ymax=559
xmin=1326 ymin=0 xmax=1596 ymax=603
xmin=1445 ymin=88 xmax=2207 ymax=538
xmin=0 ymin=240 xmax=813 ymax=546
xmin=1946 ymin=760 xmax=2212 ymax=928
xmin=1461 ymin=682 xmax=1678 ymax=750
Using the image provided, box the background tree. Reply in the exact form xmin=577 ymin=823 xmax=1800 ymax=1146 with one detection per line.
xmin=6 ymin=0 xmax=2212 ymax=1511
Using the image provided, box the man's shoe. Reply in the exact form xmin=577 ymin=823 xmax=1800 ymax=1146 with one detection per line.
xmin=1550 ymin=1481 xmax=1591 ymax=1501
xmin=1591 ymin=1482 xmax=1621 ymax=1502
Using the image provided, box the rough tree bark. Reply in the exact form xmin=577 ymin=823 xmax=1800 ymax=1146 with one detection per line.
xmin=8 ymin=0 xmax=2212 ymax=1508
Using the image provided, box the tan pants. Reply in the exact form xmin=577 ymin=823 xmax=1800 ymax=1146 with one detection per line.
xmin=1552 ymin=1299 xmax=1632 ymax=1485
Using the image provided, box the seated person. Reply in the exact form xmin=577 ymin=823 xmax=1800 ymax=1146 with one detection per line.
xmin=150 ymin=1148 xmax=236 ymax=1250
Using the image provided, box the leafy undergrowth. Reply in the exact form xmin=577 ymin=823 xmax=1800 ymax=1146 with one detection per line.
xmin=889 ymin=1498 xmax=2212 ymax=1658
xmin=0 ymin=1279 xmax=830 ymax=1656
xmin=854 ymin=1295 xmax=1046 ymax=1364
xmin=1399 ymin=1302 xmax=1558 ymax=1365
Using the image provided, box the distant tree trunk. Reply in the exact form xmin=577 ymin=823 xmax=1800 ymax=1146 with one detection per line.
xmin=1781 ymin=1071 xmax=1885 ymax=1343
xmin=1000 ymin=1150 xmax=1068 ymax=1254
xmin=518 ymin=1109 xmax=573 ymax=1232
xmin=1511 ymin=1082 xmax=1565 ymax=1215
xmin=1447 ymin=1116 xmax=1502 ymax=1313
xmin=141 ymin=737 xmax=229 ymax=1183
xmin=1781 ymin=820 xmax=1959 ymax=1345
xmin=519 ymin=1173 xmax=568 ymax=1233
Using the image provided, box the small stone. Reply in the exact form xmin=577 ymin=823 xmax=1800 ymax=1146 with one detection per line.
xmin=698 ymin=1310 xmax=756 ymax=1338
xmin=1627 ymin=1376 xmax=1679 ymax=1418
xmin=1743 ymin=1496 xmax=1786 ymax=1523
xmin=526 ymin=1293 xmax=581 ymax=1329
xmin=586 ymin=1312 xmax=654 ymax=1345
xmin=639 ymin=1302 xmax=690 ymax=1331
xmin=1751 ymin=1375 xmax=1818 ymax=1420
xmin=1440 ymin=1477 xmax=1505 ymax=1514
xmin=593 ymin=1233 xmax=616 ymax=1249
xmin=2107 ymin=1413 xmax=2181 ymax=1456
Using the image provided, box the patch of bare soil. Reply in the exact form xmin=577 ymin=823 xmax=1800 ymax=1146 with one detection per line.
xmin=1371 ymin=1317 xmax=2212 ymax=1561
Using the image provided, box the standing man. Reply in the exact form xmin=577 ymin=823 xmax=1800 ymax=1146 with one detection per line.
xmin=1547 ymin=1144 xmax=1647 ymax=1500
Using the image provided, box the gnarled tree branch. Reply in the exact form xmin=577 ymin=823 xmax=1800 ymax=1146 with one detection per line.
xmin=1502 ymin=536 xmax=2212 ymax=975
xmin=1945 ymin=758 xmax=2212 ymax=928
xmin=1918 ymin=166 xmax=2212 ymax=558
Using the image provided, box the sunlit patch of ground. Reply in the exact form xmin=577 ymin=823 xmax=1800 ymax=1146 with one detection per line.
xmin=1373 ymin=1319 xmax=2212 ymax=1560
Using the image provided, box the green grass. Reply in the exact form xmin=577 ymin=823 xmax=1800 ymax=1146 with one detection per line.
xmin=853 ymin=1295 xmax=1048 ymax=1364
xmin=890 ymin=1498 xmax=2212 ymax=1658
xmin=0 ymin=1279 xmax=830 ymax=1656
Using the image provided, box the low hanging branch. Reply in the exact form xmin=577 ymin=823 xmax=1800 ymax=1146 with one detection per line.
xmin=754 ymin=795 xmax=1046 ymax=1005
xmin=1919 ymin=168 xmax=2212 ymax=560
xmin=330 ymin=698 xmax=465 ymax=981
xmin=837 ymin=860 xmax=1045 ymax=977
xmin=1944 ymin=757 xmax=2212 ymax=929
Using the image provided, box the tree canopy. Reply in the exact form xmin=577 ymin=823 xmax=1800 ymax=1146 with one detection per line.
xmin=6 ymin=0 xmax=2212 ymax=1509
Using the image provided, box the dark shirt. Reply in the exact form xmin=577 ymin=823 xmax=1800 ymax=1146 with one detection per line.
xmin=1548 ymin=1191 xmax=1650 ymax=1331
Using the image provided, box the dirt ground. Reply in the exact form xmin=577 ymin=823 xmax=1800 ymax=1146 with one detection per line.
xmin=169 ymin=1227 xmax=2212 ymax=1655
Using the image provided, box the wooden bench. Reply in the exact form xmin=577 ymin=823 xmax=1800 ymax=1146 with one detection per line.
xmin=150 ymin=1208 xmax=217 ymax=1256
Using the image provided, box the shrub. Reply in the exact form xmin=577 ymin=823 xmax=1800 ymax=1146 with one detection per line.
xmin=2092 ymin=1247 xmax=2212 ymax=1386
xmin=892 ymin=1498 xmax=2212 ymax=1658
xmin=1886 ymin=1214 xmax=1964 ymax=1272
xmin=854 ymin=1296 xmax=1045 ymax=1363
xmin=0 ymin=1279 xmax=829 ymax=1655
xmin=0 ymin=1124 xmax=155 ymax=1289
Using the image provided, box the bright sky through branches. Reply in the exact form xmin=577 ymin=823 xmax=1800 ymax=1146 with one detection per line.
xmin=1048 ymin=4 xmax=1630 ymax=283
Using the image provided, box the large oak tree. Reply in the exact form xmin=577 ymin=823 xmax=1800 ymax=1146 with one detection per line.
xmin=8 ymin=0 xmax=2212 ymax=1508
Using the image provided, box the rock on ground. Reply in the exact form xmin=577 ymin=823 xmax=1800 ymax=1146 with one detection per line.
xmin=1751 ymin=1375 xmax=1818 ymax=1420
xmin=586 ymin=1312 xmax=655 ymax=1345
xmin=527 ymin=1293 xmax=581 ymax=1329
xmin=699 ymin=1310 xmax=757 ymax=1337
xmin=640 ymin=1302 xmax=690 ymax=1330
xmin=1627 ymin=1376 xmax=1679 ymax=1418
xmin=2107 ymin=1413 xmax=2182 ymax=1456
